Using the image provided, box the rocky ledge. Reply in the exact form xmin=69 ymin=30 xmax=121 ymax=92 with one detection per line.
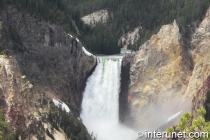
xmin=0 ymin=6 xmax=96 ymax=116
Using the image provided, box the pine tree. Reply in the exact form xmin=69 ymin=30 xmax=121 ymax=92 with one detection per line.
xmin=0 ymin=22 xmax=2 ymax=39
xmin=167 ymin=108 xmax=210 ymax=140
xmin=0 ymin=110 xmax=14 ymax=140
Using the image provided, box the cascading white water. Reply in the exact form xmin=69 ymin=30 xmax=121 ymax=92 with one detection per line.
xmin=80 ymin=56 xmax=137 ymax=140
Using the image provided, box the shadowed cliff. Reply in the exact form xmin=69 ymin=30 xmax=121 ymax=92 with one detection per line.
xmin=0 ymin=6 xmax=96 ymax=116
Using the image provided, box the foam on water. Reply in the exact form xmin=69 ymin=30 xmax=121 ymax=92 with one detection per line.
xmin=80 ymin=56 xmax=137 ymax=140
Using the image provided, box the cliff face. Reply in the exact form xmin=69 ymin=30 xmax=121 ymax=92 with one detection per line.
xmin=125 ymin=20 xmax=193 ymax=129
xmin=0 ymin=55 xmax=48 ymax=134
xmin=0 ymin=55 xmax=92 ymax=139
xmin=119 ymin=54 xmax=134 ymax=125
xmin=189 ymin=7 xmax=210 ymax=118
xmin=124 ymin=7 xmax=210 ymax=130
xmin=0 ymin=6 xmax=96 ymax=115
xmin=118 ymin=27 xmax=140 ymax=49
xmin=81 ymin=9 xmax=108 ymax=27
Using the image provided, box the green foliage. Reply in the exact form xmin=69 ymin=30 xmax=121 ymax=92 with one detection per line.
xmin=187 ymin=125 xmax=195 ymax=134
xmin=0 ymin=22 xmax=7 ymax=55
xmin=0 ymin=110 xmax=14 ymax=140
xmin=177 ymin=112 xmax=192 ymax=132
xmin=0 ymin=22 xmax=2 ymax=47
xmin=0 ymin=50 xmax=6 ymax=55
xmin=47 ymin=103 xmax=95 ymax=140
xmin=1 ymin=0 xmax=210 ymax=54
xmin=0 ymin=22 xmax=1 ymax=40
xmin=167 ymin=109 xmax=210 ymax=140
xmin=165 ymin=127 xmax=174 ymax=136
xmin=198 ymin=108 xmax=206 ymax=116
xmin=192 ymin=118 xmax=205 ymax=128
xmin=178 ymin=117 xmax=188 ymax=132
xmin=71 ymin=0 xmax=210 ymax=51
xmin=183 ymin=112 xmax=193 ymax=120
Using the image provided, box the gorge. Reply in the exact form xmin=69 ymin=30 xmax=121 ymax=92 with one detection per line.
xmin=1 ymin=2 xmax=210 ymax=140
xmin=80 ymin=56 xmax=137 ymax=140
xmin=81 ymin=7 xmax=210 ymax=139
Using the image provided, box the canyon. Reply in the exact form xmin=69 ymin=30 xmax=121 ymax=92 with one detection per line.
xmin=120 ymin=7 xmax=210 ymax=131
xmin=1 ymin=4 xmax=210 ymax=140
xmin=0 ymin=6 xmax=96 ymax=139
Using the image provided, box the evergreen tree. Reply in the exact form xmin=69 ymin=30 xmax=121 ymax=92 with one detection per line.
xmin=0 ymin=22 xmax=1 ymax=40
xmin=0 ymin=110 xmax=14 ymax=140
xmin=1 ymin=0 xmax=210 ymax=54
xmin=166 ymin=109 xmax=210 ymax=140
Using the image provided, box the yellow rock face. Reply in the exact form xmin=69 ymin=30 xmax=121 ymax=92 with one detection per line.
xmin=128 ymin=20 xmax=193 ymax=129
xmin=0 ymin=55 xmax=69 ymax=140
xmin=127 ymin=8 xmax=210 ymax=130
xmin=0 ymin=55 xmax=46 ymax=127
xmin=184 ymin=7 xmax=210 ymax=104
xmin=0 ymin=56 xmax=29 ymax=116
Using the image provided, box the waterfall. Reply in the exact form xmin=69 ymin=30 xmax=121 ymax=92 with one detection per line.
xmin=80 ymin=56 xmax=137 ymax=140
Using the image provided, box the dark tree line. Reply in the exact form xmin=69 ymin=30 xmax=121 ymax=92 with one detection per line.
xmin=46 ymin=103 xmax=96 ymax=140
xmin=71 ymin=0 xmax=210 ymax=51
xmin=1 ymin=0 xmax=210 ymax=53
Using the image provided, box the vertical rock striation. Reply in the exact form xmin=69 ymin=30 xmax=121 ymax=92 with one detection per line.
xmin=188 ymin=7 xmax=210 ymax=119
xmin=0 ymin=7 xmax=96 ymax=115
xmin=123 ymin=7 xmax=210 ymax=130
xmin=126 ymin=20 xmax=193 ymax=129
xmin=0 ymin=55 xmax=47 ymax=130
xmin=119 ymin=54 xmax=134 ymax=125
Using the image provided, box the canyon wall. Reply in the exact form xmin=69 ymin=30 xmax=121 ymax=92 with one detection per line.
xmin=189 ymin=7 xmax=210 ymax=119
xmin=0 ymin=55 xmax=49 ymax=136
xmin=123 ymin=7 xmax=210 ymax=130
xmin=125 ymin=20 xmax=193 ymax=129
xmin=0 ymin=6 xmax=96 ymax=116
xmin=0 ymin=55 xmax=92 ymax=139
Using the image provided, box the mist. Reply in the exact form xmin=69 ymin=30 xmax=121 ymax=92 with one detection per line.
xmin=80 ymin=56 xmax=138 ymax=140
xmin=80 ymin=56 xmax=191 ymax=140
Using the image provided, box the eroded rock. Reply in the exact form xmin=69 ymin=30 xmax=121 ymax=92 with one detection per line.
xmin=126 ymin=20 xmax=193 ymax=129
xmin=0 ymin=6 xmax=96 ymax=115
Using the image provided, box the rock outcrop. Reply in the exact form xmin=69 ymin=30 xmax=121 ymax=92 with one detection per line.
xmin=81 ymin=9 xmax=108 ymax=27
xmin=0 ymin=6 xmax=96 ymax=116
xmin=0 ymin=55 xmax=48 ymax=134
xmin=118 ymin=27 xmax=141 ymax=49
xmin=0 ymin=55 xmax=92 ymax=139
xmin=125 ymin=20 xmax=193 ymax=129
xmin=119 ymin=54 xmax=134 ymax=124
xmin=189 ymin=7 xmax=210 ymax=119
xmin=123 ymin=7 xmax=210 ymax=130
